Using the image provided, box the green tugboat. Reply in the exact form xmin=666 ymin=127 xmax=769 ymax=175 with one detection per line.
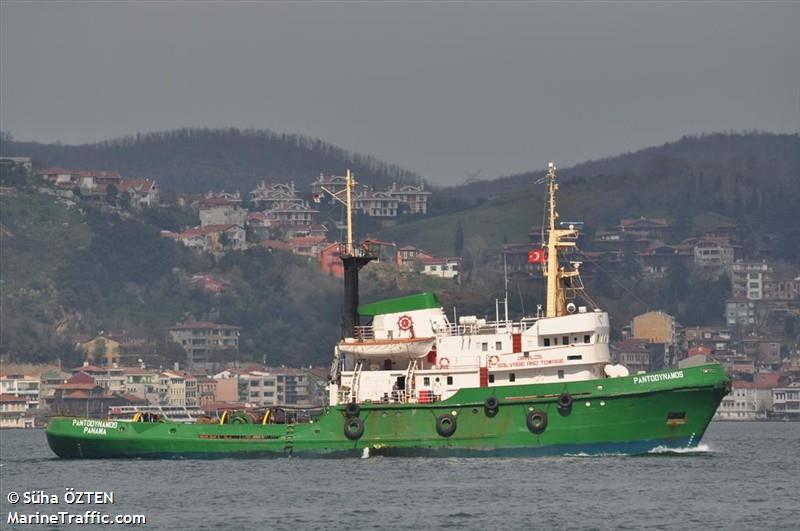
xmin=46 ymin=164 xmax=729 ymax=458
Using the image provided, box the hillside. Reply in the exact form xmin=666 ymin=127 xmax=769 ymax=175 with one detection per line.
xmin=0 ymin=181 xmax=474 ymax=366
xmin=437 ymin=132 xmax=800 ymax=204
xmin=383 ymin=133 xmax=800 ymax=256
xmin=0 ymin=128 xmax=422 ymax=193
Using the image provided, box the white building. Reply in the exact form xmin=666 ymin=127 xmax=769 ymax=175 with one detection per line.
xmin=0 ymin=374 xmax=40 ymax=409
xmin=267 ymin=202 xmax=318 ymax=225
xmin=732 ymin=260 xmax=772 ymax=301
xmin=715 ymin=380 xmax=772 ymax=420
xmin=0 ymin=395 xmax=35 ymax=428
xmin=199 ymin=194 xmax=248 ymax=227
xmin=249 ymin=182 xmax=303 ymax=209
xmin=420 ymin=256 xmax=461 ymax=279
xmin=387 ymin=182 xmax=430 ymax=215
xmin=354 ymin=191 xmax=399 ymax=217
xmin=693 ymin=240 xmax=734 ymax=274
xmin=772 ymin=384 xmax=800 ymax=420
xmin=119 ymin=178 xmax=159 ymax=208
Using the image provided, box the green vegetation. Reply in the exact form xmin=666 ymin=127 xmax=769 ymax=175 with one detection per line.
xmin=2 ymin=127 xmax=421 ymax=193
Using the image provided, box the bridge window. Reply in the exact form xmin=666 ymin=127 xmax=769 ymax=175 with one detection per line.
xmin=423 ymin=377 xmax=430 ymax=386
xmin=563 ymin=336 xmax=569 ymax=345
xmin=482 ymin=342 xmax=488 ymax=351
xmin=447 ymin=376 xmax=453 ymax=385
xmin=584 ymin=334 xmax=591 ymax=344
xmin=495 ymin=341 xmax=502 ymax=350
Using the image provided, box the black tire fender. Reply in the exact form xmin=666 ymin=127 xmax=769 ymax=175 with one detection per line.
xmin=526 ymin=410 xmax=548 ymax=434
xmin=436 ymin=413 xmax=457 ymax=437
xmin=344 ymin=417 xmax=364 ymax=440
xmin=484 ymin=396 xmax=499 ymax=417
xmin=345 ymin=401 xmax=360 ymax=418
xmin=557 ymin=392 xmax=573 ymax=411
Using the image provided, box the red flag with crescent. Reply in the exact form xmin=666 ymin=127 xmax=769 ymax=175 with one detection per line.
xmin=527 ymin=248 xmax=547 ymax=263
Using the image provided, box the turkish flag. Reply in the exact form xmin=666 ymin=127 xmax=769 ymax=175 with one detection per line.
xmin=527 ymin=248 xmax=547 ymax=263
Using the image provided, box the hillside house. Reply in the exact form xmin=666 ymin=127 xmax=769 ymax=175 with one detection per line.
xmin=266 ymin=202 xmax=318 ymax=225
xmin=618 ymin=217 xmax=670 ymax=241
xmin=246 ymin=211 xmax=273 ymax=240
xmin=280 ymin=224 xmax=328 ymax=240
xmin=387 ymin=182 xmax=430 ymax=214
xmin=168 ymin=322 xmax=241 ymax=366
xmin=420 ymin=256 xmax=461 ymax=279
xmin=732 ymin=260 xmax=772 ymax=300
xmin=199 ymin=194 xmax=248 ymax=227
xmin=354 ymin=190 xmax=399 ymax=217
xmin=174 ymin=224 xmax=246 ymax=254
xmin=637 ymin=244 xmax=691 ymax=277
xmin=39 ymin=167 xmax=80 ymax=187
xmin=249 ymin=181 xmax=303 ymax=209
xmin=311 ymin=174 xmax=348 ymax=200
xmin=119 ymin=178 xmax=159 ymax=208
xmin=692 ymin=239 xmax=735 ymax=274
xmin=288 ymin=236 xmax=327 ymax=257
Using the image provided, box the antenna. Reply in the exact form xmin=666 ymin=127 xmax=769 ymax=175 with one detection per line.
xmin=503 ymin=252 xmax=509 ymax=322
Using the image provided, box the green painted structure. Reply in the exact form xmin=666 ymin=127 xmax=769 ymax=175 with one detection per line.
xmin=357 ymin=292 xmax=440 ymax=316
xmin=46 ymin=364 xmax=728 ymax=458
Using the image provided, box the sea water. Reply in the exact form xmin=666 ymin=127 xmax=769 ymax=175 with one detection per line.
xmin=1 ymin=422 xmax=798 ymax=530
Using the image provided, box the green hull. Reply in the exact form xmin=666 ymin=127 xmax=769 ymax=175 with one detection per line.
xmin=46 ymin=364 xmax=729 ymax=458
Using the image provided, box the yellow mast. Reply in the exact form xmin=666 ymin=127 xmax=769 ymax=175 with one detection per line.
xmin=320 ymin=169 xmax=357 ymax=255
xmin=345 ymin=169 xmax=354 ymax=255
xmin=543 ymin=162 xmax=580 ymax=318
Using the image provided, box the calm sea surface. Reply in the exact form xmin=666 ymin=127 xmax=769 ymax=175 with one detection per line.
xmin=1 ymin=422 xmax=798 ymax=530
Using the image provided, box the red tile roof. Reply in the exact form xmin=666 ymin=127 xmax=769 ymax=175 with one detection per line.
xmin=179 ymin=224 xmax=237 ymax=238
xmin=119 ymin=178 xmax=155 ymax=192
xmin=169 ymin=322 xmax=240 ymax=330
xmin=0 ymin=394 xmax=27 ymax=403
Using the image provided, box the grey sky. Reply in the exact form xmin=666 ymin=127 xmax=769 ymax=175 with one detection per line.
xmin=1 ymin=2 xmax=798 ymax=185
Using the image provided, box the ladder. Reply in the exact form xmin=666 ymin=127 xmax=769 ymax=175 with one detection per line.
xmin=349 ymin=359 xmax=364 ymax=403
xmin=283 ymin=424 xmax=294 ymax=455
xmin=404 ymin=359 xmax=418 ymax=403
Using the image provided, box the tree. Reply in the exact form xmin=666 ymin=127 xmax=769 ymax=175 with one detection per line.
xmin=454 ymin=220 xmax=464 ymax=256
xmin=106 ymin=184 xmax=118 ymax=205
xmin=119 ymin=191 xmax=132 ymax=210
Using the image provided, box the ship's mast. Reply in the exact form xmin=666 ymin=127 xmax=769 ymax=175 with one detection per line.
xmin=543 ymin=162 xmax=581 ymax=318
xmin=319 ymin=170 xmax=376 ymax=338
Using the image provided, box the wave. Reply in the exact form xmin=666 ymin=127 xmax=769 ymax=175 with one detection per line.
xmin=648 ymin=443 xmax=713 ymax=455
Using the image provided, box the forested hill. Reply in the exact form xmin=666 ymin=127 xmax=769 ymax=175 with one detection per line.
xmin=0 ymin=128 xmax=422 ymax=193
xmin=440 ymin=132 xmax=800 ymax=203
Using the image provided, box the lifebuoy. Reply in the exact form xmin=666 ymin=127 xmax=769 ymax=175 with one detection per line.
xmin=397 ymin=315 xmax=413 ymax=331
xmin=344 ymin=417 xmax=364 ymax=440
xmin=484 ymin=396 xmax=499 ymax=417
xmin=435 ymin=413 xmax=457 ymax=437
xmin=557 ymin=392 xmax=573 ymax=412
xmin=345 ymin=401 xmax=360 ymax=418
xmin=526 ymin=410 xmax=548 ymax=434
xmin=438 ymin=357 xmax=450 ymax=369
